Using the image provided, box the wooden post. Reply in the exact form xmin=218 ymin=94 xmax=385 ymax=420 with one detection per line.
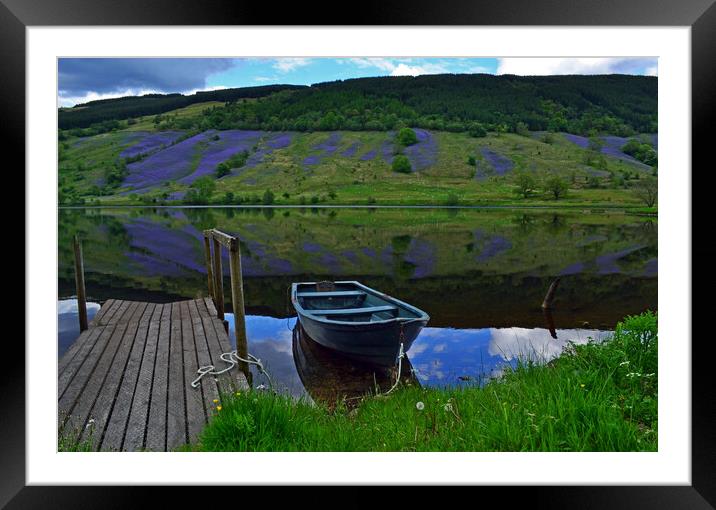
xmin=202 ymin=233 xmax=214 ymax=299
xmin=73 ymin=235 xmax=88 ymax=332
xmin=541 ymin=277 xmax=561 ymax=310
xmin=228 ymin=240 xmax=249 ymax=380
xmin=212 ymin=237 xmax=224 ymax=320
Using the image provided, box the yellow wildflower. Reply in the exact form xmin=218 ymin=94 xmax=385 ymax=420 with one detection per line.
xmin=216 ymin=406 xmax=222 ymax=411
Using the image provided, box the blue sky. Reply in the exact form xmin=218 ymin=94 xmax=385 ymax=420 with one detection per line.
xmin=58 ymin=57 xmax=658 ymax=107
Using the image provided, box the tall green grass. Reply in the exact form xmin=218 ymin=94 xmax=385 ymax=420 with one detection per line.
xmin=193 ymin=311 xmax=657 ymax=452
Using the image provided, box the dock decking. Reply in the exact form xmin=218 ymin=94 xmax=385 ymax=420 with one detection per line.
xmin=58 ymin=297 xmax=249 ymax=452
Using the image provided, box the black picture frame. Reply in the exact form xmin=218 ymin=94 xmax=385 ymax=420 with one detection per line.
xmin=5 ymin=0 xmax=713 ymax=505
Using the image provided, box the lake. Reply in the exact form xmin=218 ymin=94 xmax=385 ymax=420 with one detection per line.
xmin=58 ymin=207 xmax=657 ymax=403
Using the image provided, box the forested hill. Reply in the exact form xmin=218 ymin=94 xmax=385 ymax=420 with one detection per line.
xmin=58 ymin=84 xmax=306 ymax=129
xmin=59 ymin=73 xmax=657 ymax=137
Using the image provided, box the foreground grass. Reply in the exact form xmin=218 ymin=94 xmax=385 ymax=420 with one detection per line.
xmin=192 ymin=312 xmax=657 ymax=452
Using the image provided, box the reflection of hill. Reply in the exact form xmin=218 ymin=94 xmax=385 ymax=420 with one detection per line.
xmin=59 ymin=207 xmax=657 ymax=329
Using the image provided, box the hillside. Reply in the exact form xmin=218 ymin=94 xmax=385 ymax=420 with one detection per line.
xmin=58 ymin=74 xmax=658 ymax=208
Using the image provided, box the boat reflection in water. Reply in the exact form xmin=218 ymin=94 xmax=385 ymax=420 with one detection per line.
xmin=292 ymin=323 xmax=419 ymax=408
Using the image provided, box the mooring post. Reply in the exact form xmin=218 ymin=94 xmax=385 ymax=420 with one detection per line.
xmin=73 ymin=235 xmax=88 ymax=332
xmin=541 ymin=277 xmax=561 ymax=310
xmin=212 ymin=237 xmax=225 ymax=321
xmin=228 ymin=239 xmax=250 ymax=380
xmin=202 ymin=232 xmax=214 ymax=299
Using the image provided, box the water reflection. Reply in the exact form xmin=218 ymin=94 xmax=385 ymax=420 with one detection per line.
xmin=58 ymin=299 xmax=100 ymax=357
xmin=219 ymin=310 xmax=609 ymax=401
xmin=292 ymin=324 xmax=419 ymax=407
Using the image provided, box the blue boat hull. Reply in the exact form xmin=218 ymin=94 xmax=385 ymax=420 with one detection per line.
xmin=296 ymin=309 xmax=427 ymax=366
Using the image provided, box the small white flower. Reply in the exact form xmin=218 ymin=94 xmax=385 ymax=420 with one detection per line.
xmin=256 ymin=384 xmax=266 ymax=390
xmin=619 ymin=361 xmax=630 ymax=366
xmin=416 ymin=401 xmax=425 ymax=411
xmin=444 ymin=403 xmax=453 ymax=413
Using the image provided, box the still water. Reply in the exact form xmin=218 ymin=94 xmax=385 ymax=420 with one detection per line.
xmin=58 ymin=207 xmax=656 ymax=403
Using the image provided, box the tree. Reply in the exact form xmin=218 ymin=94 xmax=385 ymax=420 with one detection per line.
xmin=262 ymin=189 xmax=275 ymax=205
xmin=467 ymin=155 xmax=477 ymax=166
xmin=468 ymin=122 xmax=487 ymax=138
xmin=392 ymin=155 xmax=412 ymax=173
xmin=184 ymin=176 xmax=216 ymax=204
xmin=396 ymin=127 xmax=418 ymax=146
xmin=513 ymin=171 xmax=538 ymax=198
xmin=632 ymin=177 xmax=657 ymax=207
xmin=544 ymin=175 xmax=568 ymax=200
xmin=515 ymin=121 xmax=530 ymax=137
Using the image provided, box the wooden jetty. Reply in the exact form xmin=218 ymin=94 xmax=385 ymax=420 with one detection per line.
xmin=59 ymin=230 xmax=250 ymax=452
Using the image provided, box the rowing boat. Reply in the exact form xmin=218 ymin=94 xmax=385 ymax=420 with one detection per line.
xmin=290 ymin=280 xmax=429 ymax=366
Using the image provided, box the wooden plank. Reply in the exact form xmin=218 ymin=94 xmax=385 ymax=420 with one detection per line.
xmin=106 ymin=300 xmax=146 ymax=325
xmin=145 ymin=304 xmax=171 ymax=451
xmin=83 ymin=302 xmax=148 ymax=449
xmin=58 ymin=326 xmax=102 ymax=377
xmin=63 ymin=302 xmax=146 ymax=442
xmin=166 ymin=302 xmax=187 ymax=451
xmin=58 ymin=300 xmax=133 ymax=407
xmin=98 ymin=304 xmax=156 ymax=451
xmin=88 ymin=298 xmax=116 ymax=326
xmin=204 ymin=296 xmax=217 ymax=318
xmin=123 ymin=304 xmax=163 ymax=451
xmin=208 ymin=228 xmax=237 ymax=250
xmin=201 ymin=316 xmax=235 ymax=397
xmin=181 ymin=300 xmax=206 ymax=444
xmin=58 ymin=324 xmax=115 ymax=426
xmin=60 ymin=318 xmax=132 ymax=441
xmin=191 ymin=304 xmax=221 ymax=423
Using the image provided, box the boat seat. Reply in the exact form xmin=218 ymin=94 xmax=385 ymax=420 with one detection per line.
xmin=314 ymin=305 xmax=397 ymax=316
xmin=297 ymin=291 xmax=366 ymax=299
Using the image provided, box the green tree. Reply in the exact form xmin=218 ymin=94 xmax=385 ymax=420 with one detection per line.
xmin=262 ymin=189 xmax=275 ymax=205
xmin=396 ymin=127 xmax=418 ymax=146
xmin=467 ymin=155 xmax=477 ymax=166
xmin=468 ymin=122 xmax=487 ymax=138
xmin=392 ymin=155 xmax=412 ymax=174
xmin=513 ymin=171 xmax=538 ymax=198
xmin=544 ymin=175 xmax=568 ymax=200
xmin=631 ymin=177 xmax=657 ymax=207
xmin=515 ymin=121 xmax=530 ymax=137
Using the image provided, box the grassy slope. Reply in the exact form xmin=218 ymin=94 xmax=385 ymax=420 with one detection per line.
xmin=59 ymin=103 xmax=656 ymax=208
xmin=187 ymin=311 xmax=657 ymax=452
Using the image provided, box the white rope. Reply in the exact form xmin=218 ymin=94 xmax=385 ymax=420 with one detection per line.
xmin=378 ymin=342 xmax=404 ymax=397
xmin=191 ymin=351 xmax=273 ymax=390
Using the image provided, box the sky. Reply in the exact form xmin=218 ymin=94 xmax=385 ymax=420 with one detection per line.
xmin=58 ymin=57 xmax=658 ymax=107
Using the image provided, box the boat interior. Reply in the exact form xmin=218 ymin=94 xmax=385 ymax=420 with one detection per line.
xmin=295 ymin=282 xmax=421 ymax=322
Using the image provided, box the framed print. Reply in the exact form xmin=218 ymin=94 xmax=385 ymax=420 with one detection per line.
xmin=5 ymin=0 xmax=714 ymax=505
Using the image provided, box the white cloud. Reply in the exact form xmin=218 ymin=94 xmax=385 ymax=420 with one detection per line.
xmin=644 ymin=65 xmax=658 ymax=76
xmin=272 ymin=58 xmax=312 ymax=73
xmin=347 ymin=58 xmax=449 ymax=77
xmin=496 ymin=57 xmax=658 ymax=76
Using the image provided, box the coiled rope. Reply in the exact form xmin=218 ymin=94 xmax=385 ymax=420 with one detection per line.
xmin=191 ymin=351 xmax=273 ymax=390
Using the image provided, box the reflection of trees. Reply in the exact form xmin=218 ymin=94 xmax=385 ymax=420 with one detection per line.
xmin=544 ymin=213 xmax=568 ymax=236
xmin=512 ymin=213 xmax=537 ymax=237
xmin=184 ymin=207 xmax=217 ymax=232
